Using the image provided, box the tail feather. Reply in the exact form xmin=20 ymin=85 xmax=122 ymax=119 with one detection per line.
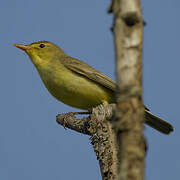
xmin=145 ymin=110 xmax=174 ymax=135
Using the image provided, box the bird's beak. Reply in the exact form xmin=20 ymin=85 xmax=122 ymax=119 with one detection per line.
xmin=13 ymin=44 xmax=32 ymax=51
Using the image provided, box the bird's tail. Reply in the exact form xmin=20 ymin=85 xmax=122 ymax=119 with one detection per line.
xmin=145 ymin=110 xmax=174 ymax=134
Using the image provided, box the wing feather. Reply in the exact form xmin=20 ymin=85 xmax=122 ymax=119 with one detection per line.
xmin=60 ymin=56 xmax=116 ymax=92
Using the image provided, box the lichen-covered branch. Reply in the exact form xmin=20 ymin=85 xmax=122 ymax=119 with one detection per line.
xmin=56 ymin=112 xmax=91 ymax=135
xmin=56 ymin=104 xmax=120 ymax=180
xmin=110 ymin=0 xmax=145 ymax=180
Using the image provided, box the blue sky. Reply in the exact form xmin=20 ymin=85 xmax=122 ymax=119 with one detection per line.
xmin=0 ymin=0 xmax=179 ymax=179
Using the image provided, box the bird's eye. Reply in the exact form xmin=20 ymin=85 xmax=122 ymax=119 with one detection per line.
xmin=39 ymin=44 xmax=45 ymax=48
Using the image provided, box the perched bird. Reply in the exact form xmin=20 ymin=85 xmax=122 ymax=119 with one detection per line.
xmin=14 ymin=41 xmax=173 ymax=134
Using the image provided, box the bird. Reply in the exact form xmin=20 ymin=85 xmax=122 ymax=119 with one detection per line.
xmin=14 ymin=41 xmax=173 ymax=134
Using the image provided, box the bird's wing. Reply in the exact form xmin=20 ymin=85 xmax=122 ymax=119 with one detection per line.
xmin=60 ymin=56 xmax=116 ymax=92
xmin=61 ymin=57 xmax=159 ymax=120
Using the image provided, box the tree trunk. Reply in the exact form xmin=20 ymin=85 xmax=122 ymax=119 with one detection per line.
xmin=111 ymin=0 xmax=145 ymax=179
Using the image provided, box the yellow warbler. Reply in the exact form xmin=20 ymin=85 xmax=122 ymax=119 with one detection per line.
xmin=14 ymin=41 xmax=173 ymax=134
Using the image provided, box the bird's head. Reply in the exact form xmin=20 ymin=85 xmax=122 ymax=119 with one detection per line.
xmin=14 ymin=41 xmax=66 ymax=67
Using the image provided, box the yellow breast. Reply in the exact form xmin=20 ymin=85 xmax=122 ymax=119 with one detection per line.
xmin=36 ymin=61 xmax=114 ymax=110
